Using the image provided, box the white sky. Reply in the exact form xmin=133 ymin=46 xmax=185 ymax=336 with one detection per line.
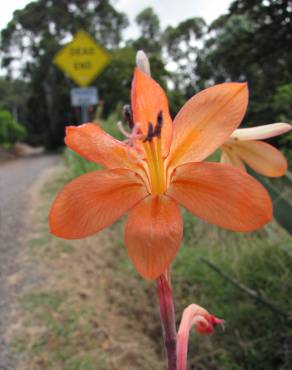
xmin=0 ymin=0 xmax=232 ymax=35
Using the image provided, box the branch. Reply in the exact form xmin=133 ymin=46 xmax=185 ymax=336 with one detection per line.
xmin=200 ymin=257 xmax=288 ymax=319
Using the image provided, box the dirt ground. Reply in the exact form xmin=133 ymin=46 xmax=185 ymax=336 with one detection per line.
xmin=4 ymin=162 xmax=164 ymax=370
xmin=0 ymin=155 xmax=59 ymax=370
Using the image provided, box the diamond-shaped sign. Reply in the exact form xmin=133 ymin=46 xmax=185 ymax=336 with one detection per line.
xmin=53 ymin=30 xmax=111 ymax=87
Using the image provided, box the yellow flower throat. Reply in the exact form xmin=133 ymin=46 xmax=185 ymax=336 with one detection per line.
xmin=122 ymin=106 xmax=165 ymax=196
xmin=143 ymin=136 xmax=165 ymax=195
xmin=140 ymin=111 xmax=165 ymax=195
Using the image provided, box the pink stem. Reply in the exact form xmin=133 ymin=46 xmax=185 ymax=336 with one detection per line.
xmin=177 ymin=330 xmax=189 ymax=370
xmin=156 ymin=273 xmax=178 ymax=370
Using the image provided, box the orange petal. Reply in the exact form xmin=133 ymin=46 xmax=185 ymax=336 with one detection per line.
xmin=167 ymin=83 xmax=248 ymax=169
xmin=167 ymin=162 xmax=272 ymax=232
xmin=65 ymin=123 xmax=139 ymax=170
xmin=131 ymin=67 xmax=173 ymax=157
xmin=233 ymin=140 xmax=288 ymax=177
xmin=220 ymin=146 xmax=246 ymax=171
xmin=50 ymin=169 xmax=148 ymax=239
xmin=124 ymin=195 xmax=182 ymax=279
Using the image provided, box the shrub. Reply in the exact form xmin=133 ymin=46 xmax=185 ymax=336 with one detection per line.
xmin=0 ymin=109 xmax=27 ymax=145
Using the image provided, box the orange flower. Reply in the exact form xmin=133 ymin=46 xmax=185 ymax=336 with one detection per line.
xmin=50 ymin=68 xmax=272 ymax=279
xmin=221 ymin=123 xmax=291 ymax=177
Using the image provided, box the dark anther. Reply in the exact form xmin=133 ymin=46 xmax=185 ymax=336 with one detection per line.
xmin=143 ymin=122 xmax=155 ymax=142
xmin=143 ymin=111 xmax=164 ymax=142
xmin=157 ymin=110 xmax=163 ymax=125
xmin=154 ymin=110 xmax=163 ymax=138
xmin=123 ymin=104 xmax=134 ymax=130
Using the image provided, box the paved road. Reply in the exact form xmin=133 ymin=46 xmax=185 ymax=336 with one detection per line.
xmin=0 ymin=155 xmax=59 ymax=370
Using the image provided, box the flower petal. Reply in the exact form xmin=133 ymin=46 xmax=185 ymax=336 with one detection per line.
xmin=233 ymin=140 xmax=288 ymax=177
xmin=231 ymin=123 xmax=291 ymax=141
xmin=131 ymin=68 xmax=173 ymax=157
xmin=50 ymin=169 xmax=148 ymax=239
xmin=124 ymin=195 xmax=182 ymax=279
xmin=220 ymin=146 xmax=246 ymax=171
xmin=65 ymin=123 xmax=139 ymax=170
xmin=167 ymin=162 xmax=272 ymax=232
xmin=167 ymin=83 xmax=248 ymax=169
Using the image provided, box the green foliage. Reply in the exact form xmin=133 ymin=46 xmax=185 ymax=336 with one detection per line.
xmin=1 ymin=0 xmax=129 ymax=149
xmin=22 ymin=292 xmax=67 ymax=311
xmin=133 ymin=7 xmax=161 ymax=54
xmin=64 ymin=355 xmax=97 ymax=370
xmin=95 ymin=47 xmax=136 ymax=117
xmin=0 ymin=109 xmax=27 ymax=145
xmin=251 ymin=171 xmax=292 ymax=234
xmin=101 ymin=109 xmax=124 ymax=139
xmin=61 ymin=144 xmax=292 ymax=369
xmin=0 ymin=78 xmax=30 ymax=130
xmin=1 ymin=0 xmax=291 ymax=153
xmin=173 ymin=210 xmax=292 ymax=370
xmin=163 ymin=17 xmax=206 ymax=95
xmin=196 ymin=0 xmax=292 ymax=127
xmin=44 ymin=132 xmax=292 ymax=370
xmin=272 ymin=83 xmax=292 ymax=121
xmin=271 ymin=84 xmax=292 ymax=165
xmin=64 ymin=149 xmax=100 ymax=178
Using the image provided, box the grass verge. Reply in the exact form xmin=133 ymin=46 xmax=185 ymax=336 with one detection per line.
xmin=11 ymin=123 xmax=292 ymax=369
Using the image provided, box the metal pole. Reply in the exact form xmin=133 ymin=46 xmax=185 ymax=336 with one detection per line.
xmin=80 ymin=105 xmax=89 ymax=123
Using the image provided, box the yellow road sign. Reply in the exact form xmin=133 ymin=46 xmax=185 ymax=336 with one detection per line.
xmin=53 ymin=30 xmax=111 ymax=87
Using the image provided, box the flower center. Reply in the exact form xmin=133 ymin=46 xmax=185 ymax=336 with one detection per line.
xmin=142 ymin=111 xmax=165 ymax=195
xmin=119 ymin=106 xmax=166 ymax=196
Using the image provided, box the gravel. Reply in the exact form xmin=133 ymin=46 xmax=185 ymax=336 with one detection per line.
xmin=0 ymin=155 xmax=58 ymax=370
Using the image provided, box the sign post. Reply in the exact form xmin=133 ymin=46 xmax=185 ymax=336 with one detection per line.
xmin=53 ymin=30 xmax=111 ymax=123
xmin=70 ymin=87 xmax=98 ymax=123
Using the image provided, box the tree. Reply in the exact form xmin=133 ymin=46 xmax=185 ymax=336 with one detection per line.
xmin=196 ymin=0 xmax=292 ymax=125
xmin=0 ymin=109 xmax=27 ymax=146
xmin=133 ymin=7 xmax=161 ymax=54
xmin=0 ymin=78 xmax=30 ymax=125
xmin=163 ymin=17 xmax=206 ymax=100
xmin=1 ymin=0 xmax=128 ymax=148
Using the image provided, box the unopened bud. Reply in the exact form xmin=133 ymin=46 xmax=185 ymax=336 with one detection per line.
xmin=136 ymin=50 xmax=151 ymax=76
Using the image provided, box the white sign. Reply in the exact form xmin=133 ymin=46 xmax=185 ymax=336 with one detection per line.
xmin=70 ymin=87 xmax=98 ymax=107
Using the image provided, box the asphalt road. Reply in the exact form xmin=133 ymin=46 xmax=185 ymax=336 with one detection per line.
xmin=0 ymin=155 xmax=59 ymax=370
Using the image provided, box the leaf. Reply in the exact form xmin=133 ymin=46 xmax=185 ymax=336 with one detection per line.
xmin=250 ymin=170 xmax=292 ymax=235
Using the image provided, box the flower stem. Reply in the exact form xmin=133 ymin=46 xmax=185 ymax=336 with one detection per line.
xmin=156 ymin=273 xmax=178 ymax=370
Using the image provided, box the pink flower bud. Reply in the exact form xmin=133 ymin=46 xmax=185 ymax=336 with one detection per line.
xmin=177 ymin=304 xmax=224 ymax=370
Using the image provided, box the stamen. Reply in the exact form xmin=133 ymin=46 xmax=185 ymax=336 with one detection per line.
xmin=123 ymin=104 xmax=134 ymax=130
xmin=117 ymin=121 xmax=132 ymax=138
xmin=154 ymin=110 xmax=163 ymax=138
xmin=117 ymin=121 xmax=143 ymax=140
xmin=125 ymin=143 xmax=144 ymax=163
xmin=143 ymin=122 xmax=155 ymax=142
xmin=157 ymin=110 xmax=163 ymax=125
xmin=143 ymin=112 xmax=164 ymax=143
xmin=117 ymin=122 xmax=144 ymax=165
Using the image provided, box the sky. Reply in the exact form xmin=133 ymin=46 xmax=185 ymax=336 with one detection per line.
xmin=0 ymin=0 xmax=232 ymax=35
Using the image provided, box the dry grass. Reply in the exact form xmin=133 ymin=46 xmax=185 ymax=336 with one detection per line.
xmin=10 ymin=164 xmax=164 ymax=370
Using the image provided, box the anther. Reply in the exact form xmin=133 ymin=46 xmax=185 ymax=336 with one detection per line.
xmin=154 ymin=110 xmax=163 ymax=138
xmin=123 ymin=104 xmax=134 ymax=130
xmin=157 ymin=110 xmax=163 ymax=125
xmin=143 ymin=122 xmax=155 ymax=142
